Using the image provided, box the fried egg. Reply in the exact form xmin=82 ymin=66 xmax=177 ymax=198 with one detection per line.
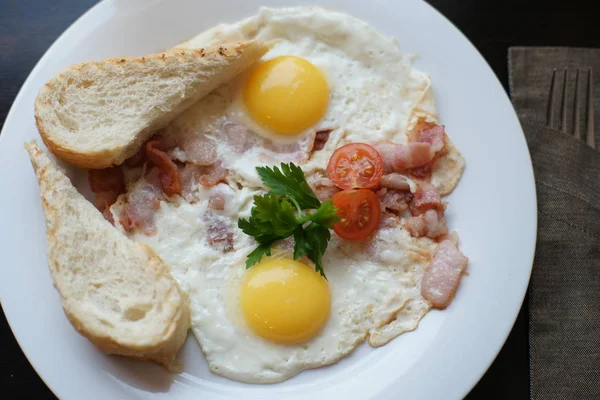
xmin=125 ymin=185 xmax=434 ymax=383
xmin=166 ymin=6 xmax=432 ymax=187
xmin=113 ymin=6 xmax=462 ymax=384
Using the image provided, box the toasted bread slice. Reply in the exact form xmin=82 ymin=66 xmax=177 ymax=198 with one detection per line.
xmin=25 ymin=141 xmax=190 ymax=370
xmin=35 ymin=40 xmax=269 ymax=169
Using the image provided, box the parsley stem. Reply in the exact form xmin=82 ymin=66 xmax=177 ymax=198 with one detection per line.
xmin=297 ymin=213 xmax=310 ymax=225
xmin=289 ymin=197 xmax=303 ymax=217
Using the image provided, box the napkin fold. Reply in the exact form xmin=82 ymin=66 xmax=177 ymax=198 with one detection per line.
xmin=509 ymin=47 xmax=600 ymax=399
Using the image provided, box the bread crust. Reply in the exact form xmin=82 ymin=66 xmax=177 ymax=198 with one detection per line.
xmin=25 ymin=141 xmax=191 ymax=370
xmin=35 ymin=41 xmax=269 ymax=169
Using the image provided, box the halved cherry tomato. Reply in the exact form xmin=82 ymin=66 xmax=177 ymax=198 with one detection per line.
xmin=331 ymin=189 xmax=381 ymax=240
xmin=327 ymin=143 xmax=384 ymax=190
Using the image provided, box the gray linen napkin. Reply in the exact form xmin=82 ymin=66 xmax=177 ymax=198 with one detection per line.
xmin=509 ymin=47 xmax=600 ymax=399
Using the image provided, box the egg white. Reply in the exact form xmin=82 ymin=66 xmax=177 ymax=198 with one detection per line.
xmin=122 ymin=182 xmax=434 ymax=383
xmin=167 ymin=6 xmax=433 ymax=188
xmin=113 ymin=6 xmax=464 ymax=384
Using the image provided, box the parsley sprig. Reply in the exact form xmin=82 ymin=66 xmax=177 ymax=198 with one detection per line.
xmin=238 ymin=163 xmax=340 ymax=278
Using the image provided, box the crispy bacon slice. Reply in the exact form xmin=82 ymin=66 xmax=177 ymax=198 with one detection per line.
xmin=405 ymin=209 xmax=448 ymax=239
xmin=205 ymin=216 xmax=234 ymax=252
xmin=208 ymin=193 xmax=226 ymax=211
xmin=180 ymin=163 xmax=229 ymax=202
xmin=377 ymin=188 xmax=413 ymax=214
xmin=223 ymin=122 xmax=315 ymax=163
xmin=168 ymin=122 xmax=325 ymax=168
xmin=375 ymin=142 xmax=432 ymax=172
xmin=377 ymin=178 xmax=449 ymax=239
xmin=180 ymin=164 xmax=200 ymax=202
xmin=312 ymin=130 xmax=331 ymax=151
xmin=375 ymin=121 xmax=446 ymax=174
xmin=119 ymin=168 xmax=164 ymax=235
xmin=408 ymin=120 xmax=445 ymax=153
xmin=167 ymin=130 xmax=217 ymax=166
xmin=380 ymin=173 xmax=410 ymax=191
xmin=199 ymin=162 xmax=228 ymax=187
xmin=379 ymin=211 xmax=402 ymax=228
xmin=421 ymin=234 xmax=468 ymax=309
xmin=95 ymin=192 xmax=119 ymax=224
xmin=220 ymin=122 xmax=261 ymax=152
xmin=146 ymin=140 xmax=181 ymax=196
xmin=88 ymin=167 xmax=125 ymax=194
xmin=404 ymin=181 xmax=449 ymax=240
xmin=407 ymin=166 xmax=432 ymax=180
xmin=410 ymin=182 xmax=446 ymax=216
xmin=88 ymin=167 xmax=125 ymax=224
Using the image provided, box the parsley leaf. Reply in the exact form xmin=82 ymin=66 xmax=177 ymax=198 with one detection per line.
xmin=239 ymin=163 xmax=340 ymax=278
xmin=238 ymin=217 xmax=281 ymax=245
xmin=302 ymin=223 xmax=331 ymax=278
xmin=238 ymin=193 xmax=298 ymax=242
xmin=245 ymin=244 xmax=272 ymax=268
xmin=253 ymin=193 xmax=298 ymax=237
xmin=292 ymin=225 xmax=311 ymax=260
xmin=257 ymin=163 xmax=321 ymax=210
xmin=292 ymin=223 xmax=330 ymax=278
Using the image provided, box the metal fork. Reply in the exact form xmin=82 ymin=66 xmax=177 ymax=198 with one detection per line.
xmin=546 ymin=67 xmax=595 ymax=149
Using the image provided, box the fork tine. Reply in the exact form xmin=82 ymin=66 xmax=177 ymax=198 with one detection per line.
xmin=560 ymin=68 xmax=568 ymax=133
xmin=586 ymin=68 xmax=595 ymax=149
xmin=573 ymin=68 xmax=581 ymax=139
xmin=546 ymin=69 xmax=557 ymax=128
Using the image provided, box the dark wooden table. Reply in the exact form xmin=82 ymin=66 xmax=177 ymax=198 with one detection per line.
xmin=1 ymin=0 xmax=597 ymax=398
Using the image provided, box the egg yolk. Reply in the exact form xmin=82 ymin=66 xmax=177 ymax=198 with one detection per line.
xmin=243 ymin=56 xmax=329 ymax=136
xmin=240 ymin=258 xmax=330 ymax=344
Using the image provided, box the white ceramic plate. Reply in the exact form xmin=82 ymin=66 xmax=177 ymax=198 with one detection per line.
xmin=0 ymin=0 xmax=536 ymax=398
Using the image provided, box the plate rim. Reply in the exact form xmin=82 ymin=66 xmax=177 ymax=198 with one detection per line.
xmin=0 ymin=1 xmax=111 ymax=398
xmin=416 ymin=0 xmax=537 ymax=393
xmin=0 ymin=0 xmax=537 ymax=398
